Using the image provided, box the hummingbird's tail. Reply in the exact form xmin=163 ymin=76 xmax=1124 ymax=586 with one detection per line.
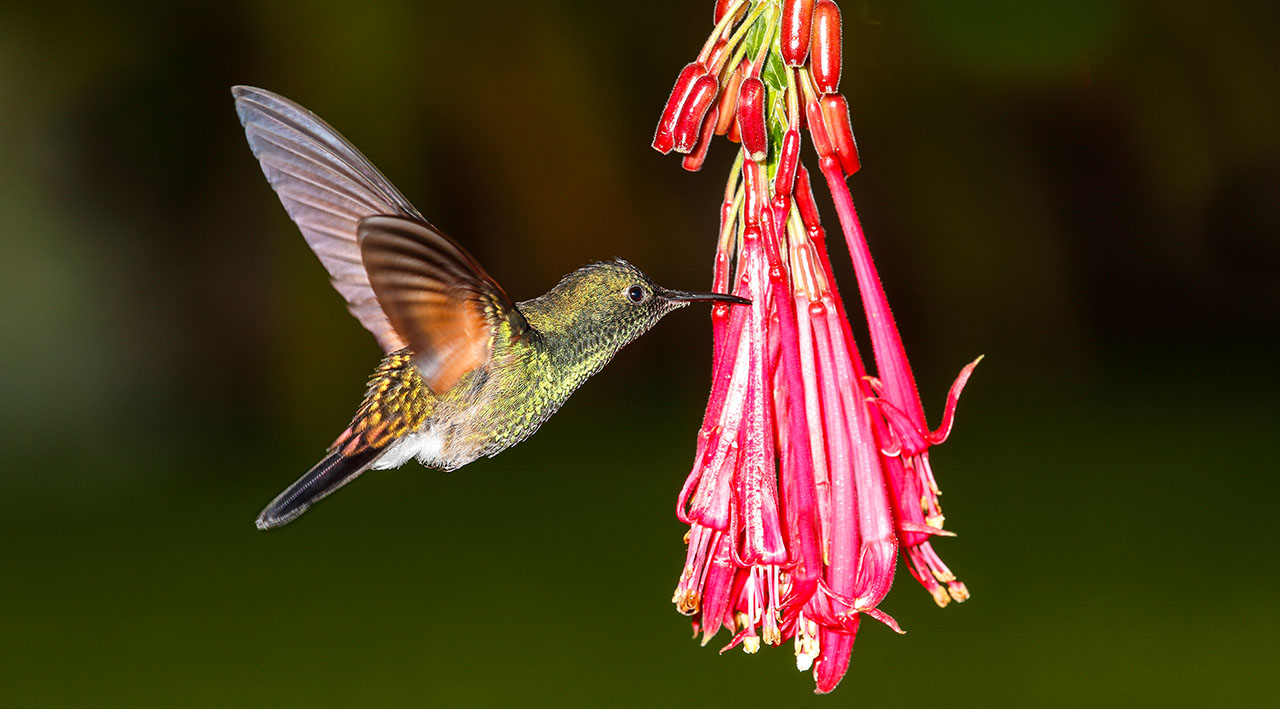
xmin=255 ymin=447 xmax=382 ymax=530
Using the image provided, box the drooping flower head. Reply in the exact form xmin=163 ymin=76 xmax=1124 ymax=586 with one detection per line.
xmin=655 ymin=0 xmax=980 ymax=694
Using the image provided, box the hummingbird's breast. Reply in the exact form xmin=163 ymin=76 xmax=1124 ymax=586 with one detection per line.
xmin=429 ymin=337 xmax=597 ymax=465
xmin=368 ymin=330 xmax=583 ymax=472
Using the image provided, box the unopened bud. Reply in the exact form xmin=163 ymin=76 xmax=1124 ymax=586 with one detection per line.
xmin=715 ymin=61 xmax=748 ymax=136
xmin=683 ymin=105 xmax=720 ymax=172
xmin=737 ymin=77 xmax=767 ymax=162
xmin=804 ymin=98 xmax=834 ymax=159
xmin=769 ymin=194 xmax=790 ymax=237
xmin=811 ymin=0 xmax=842 ymax=94
xmin=673 ymin=75 xmax=721 ymax=154
xmin=774 ymin=129 xmax=801 ymax=197
xmin=795 ymin=166 xmax=821 ymax=228
xmin=654 ymin=63 xmax=705 ymax=154
xmin=705 ymin=38 xmax=729 ymax=71
xmin=714 ymin=0 xmax=735 ymax=24
xmin=820 ymin=94 xmax=860 ymax=175
xmin=781 ymin=0 xmax=815 ymax=66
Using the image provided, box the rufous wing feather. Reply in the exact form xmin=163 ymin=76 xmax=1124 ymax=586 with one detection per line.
xmin=232 ymin=85 xmax=423 ymax=353
xmin=358 ymin=215 xmax=529 ymax=395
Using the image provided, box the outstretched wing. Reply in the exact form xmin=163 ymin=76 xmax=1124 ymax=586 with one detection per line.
xmin=232 ymin=85 xmax=421 ymax=352
xmin=358 ymin=215 xmax=530 ymax=395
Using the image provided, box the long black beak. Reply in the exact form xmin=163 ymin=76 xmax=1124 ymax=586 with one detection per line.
xmin=660 ymin=289 xmax=751 ymax=306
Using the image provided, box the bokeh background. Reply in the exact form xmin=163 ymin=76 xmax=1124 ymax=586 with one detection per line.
xmin=2 ymin=1 xmax=1277 ymax=706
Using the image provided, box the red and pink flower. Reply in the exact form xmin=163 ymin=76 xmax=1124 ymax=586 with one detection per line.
xmin=656 ymin=0 xmax=981 ymax=693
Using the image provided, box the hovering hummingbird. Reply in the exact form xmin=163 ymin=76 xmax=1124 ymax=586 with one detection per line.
xmin=232 ymin=86 xmax=748 ymax=530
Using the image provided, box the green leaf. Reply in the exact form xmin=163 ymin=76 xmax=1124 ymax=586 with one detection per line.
xmin=761 ymin=48 xmax=788 ymax=92
xmin=741 ymin=12 xmax=768 ymax=59
xmin=765 ymin=85 xmax=789 ymax=177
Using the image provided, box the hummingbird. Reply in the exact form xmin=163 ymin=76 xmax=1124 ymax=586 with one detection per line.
xmin=232 ymin=86 xmax=748 ymax=530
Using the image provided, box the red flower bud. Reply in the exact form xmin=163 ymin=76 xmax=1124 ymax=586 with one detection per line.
xmin=654 ymin=63 xmax=705 ymax=154
xmin=715 ymin=61 xmax=747 ymax=136
xmin=774 ymin=129 xmax=801 ymax=197
xmin=781 ymin=0 xmax=815 ymax=66
xmin=727 ymin=115 xmax=741 ymax=143
xmin=714 ymin=0 xmax=733 ymax=24
xmin=820 ymin=93 xmax=860 ymax=175
xmin=804 ymin=98 xmax=834 ymax=159
xmin=794 ymin=166 xmax=821 ymax=229
xmin=683 ymin=105 xmax=720 ymax=173
xmin=811 ymin=0 xmax=842 ymax=94
xmin=673 ymin=75 xmax=721 ymax=154
xmin=770 ymin=193 xmax=791 ymax=236
xmin=705 ymin=38 xmax=729 ymax=71
xmin=736 ymin=77 xmax=767 ymax=162
xmin=714 ymin=0 xmax=746 ymax=26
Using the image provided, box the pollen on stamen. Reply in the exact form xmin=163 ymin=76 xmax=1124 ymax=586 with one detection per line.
xmin=795 ymin=614 xmax=820 ymax=671
xmin=931 ymin=586 xmax=952 ymax=608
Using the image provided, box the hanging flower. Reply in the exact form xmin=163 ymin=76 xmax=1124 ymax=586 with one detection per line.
xmin=655 ymin=0 xmax=979 ymax=694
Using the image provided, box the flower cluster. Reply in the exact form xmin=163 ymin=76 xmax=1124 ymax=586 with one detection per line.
xmin=655 ymin=0 xmax=981 ymax=693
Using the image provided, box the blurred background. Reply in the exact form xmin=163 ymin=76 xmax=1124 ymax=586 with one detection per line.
xmin=2 ymin=0 xmax=1277 ymax=705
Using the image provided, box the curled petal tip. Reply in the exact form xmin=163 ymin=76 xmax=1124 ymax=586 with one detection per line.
xmin=899 ymin=521 xmax=956 ymax=538
xmin=929 ymin=354 xmax=983 ymax=445
xmin=860 ymin=606 xmax=905 ymax=634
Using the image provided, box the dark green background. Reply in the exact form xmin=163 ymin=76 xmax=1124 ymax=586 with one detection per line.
xmin=2 ymin=1 xmax=1276 ymax=705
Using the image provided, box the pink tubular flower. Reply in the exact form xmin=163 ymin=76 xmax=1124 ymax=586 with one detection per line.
xmin=656 ymin=1 xmax=979 ymax=693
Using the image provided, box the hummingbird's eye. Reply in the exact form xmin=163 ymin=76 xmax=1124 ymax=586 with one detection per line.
xmin=626 ymin=284 xmax=647 ymax=303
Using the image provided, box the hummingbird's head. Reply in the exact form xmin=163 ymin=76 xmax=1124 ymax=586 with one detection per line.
xmin=537 ymin=259 xmax=749 ymax=352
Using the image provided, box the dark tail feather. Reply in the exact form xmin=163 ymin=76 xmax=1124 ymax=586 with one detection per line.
xmin=255 ymin=447 xmax=382 ymax=530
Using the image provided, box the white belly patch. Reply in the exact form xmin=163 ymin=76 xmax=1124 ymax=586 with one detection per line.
xmin=373 ymin=427 xmax=445 ymax=470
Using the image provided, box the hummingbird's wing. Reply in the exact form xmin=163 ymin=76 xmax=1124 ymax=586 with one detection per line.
xmin=232 ymin=85 xmax=419 ymax=353
xmin=358 ymin=215 xmax=530 ymax=395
